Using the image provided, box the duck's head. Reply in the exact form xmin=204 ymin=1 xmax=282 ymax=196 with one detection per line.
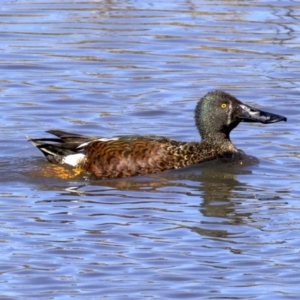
xmin=195 ymin=90 xmax=287 ymax=140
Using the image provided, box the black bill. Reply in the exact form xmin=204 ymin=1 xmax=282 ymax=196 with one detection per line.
xmin=239 ymin=104 xmax=287 ymax=124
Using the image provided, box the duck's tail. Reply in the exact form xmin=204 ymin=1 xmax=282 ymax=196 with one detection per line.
xmin=27 ymin=130 xmax=95 ymax=166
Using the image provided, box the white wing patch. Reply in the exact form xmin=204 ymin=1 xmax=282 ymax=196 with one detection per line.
xmin=77 ymin=137 xmax=120 ymax=149
xmin=62 ymin=153 xmax=85 ymax=167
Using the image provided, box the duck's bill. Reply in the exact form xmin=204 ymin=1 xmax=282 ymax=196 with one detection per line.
xmin=239 ymin=104 xmax=287 ymax=124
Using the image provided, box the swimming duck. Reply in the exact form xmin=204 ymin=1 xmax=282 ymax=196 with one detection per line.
xmin=28 ymin=90 xmax=287 ymax=179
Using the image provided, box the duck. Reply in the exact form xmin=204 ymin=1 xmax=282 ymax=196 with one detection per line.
xmin=28 ymin=90 xmax=287 ymax=179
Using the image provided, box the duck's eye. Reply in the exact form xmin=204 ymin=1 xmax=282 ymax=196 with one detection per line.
xmin=221 ymin=103 xmax=227 ymax=109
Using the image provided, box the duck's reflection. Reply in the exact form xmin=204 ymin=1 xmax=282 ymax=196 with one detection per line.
xmin=35 ymin=153 xmax=258 ymax=238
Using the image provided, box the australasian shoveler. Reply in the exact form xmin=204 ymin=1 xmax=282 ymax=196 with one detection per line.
xmin=28 ymin=90 xmax=287 ymax=179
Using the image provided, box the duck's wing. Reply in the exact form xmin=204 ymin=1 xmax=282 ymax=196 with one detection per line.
xmin=28 ymin=130 xmax=174 ymax=166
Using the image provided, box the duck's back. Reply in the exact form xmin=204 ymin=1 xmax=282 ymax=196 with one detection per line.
xmin=81 ymin=135 xmax=233 ymax=179
xmin=82 ymin=136 xmax=181 ymax=179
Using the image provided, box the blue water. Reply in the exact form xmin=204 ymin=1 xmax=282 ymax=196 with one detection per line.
xmin=0 ymin=0 xmax=299 ymax=298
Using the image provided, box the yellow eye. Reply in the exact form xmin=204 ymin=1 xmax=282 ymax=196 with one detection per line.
xmin=221 ymin=103 xmax=227 ymax=109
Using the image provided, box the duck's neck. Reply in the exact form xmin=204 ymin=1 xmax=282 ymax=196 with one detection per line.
xmin=200 ymin=132 xmax=238 ymax=154
xmin=201 ymin=131 xmax=230 ymax=144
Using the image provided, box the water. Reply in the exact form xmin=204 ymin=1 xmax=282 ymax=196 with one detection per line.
xmin=0 ymin=0 xmax=299 ymax=298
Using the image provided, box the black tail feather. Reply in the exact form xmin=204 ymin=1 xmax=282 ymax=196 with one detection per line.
xmin=46 ymin=130 xmax=97 ymax=144
xmin=27 ymin=130 xmax=95 ymax=164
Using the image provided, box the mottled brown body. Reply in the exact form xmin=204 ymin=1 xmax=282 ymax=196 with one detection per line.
xmin=79 ymin=137 xmax=238 ymax=179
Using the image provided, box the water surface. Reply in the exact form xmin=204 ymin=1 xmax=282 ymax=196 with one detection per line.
xmin=0 ymin=0 xmax=299 ymax=298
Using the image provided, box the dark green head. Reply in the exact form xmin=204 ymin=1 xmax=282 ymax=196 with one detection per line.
xmin=195 ymin=90 xmax=287 ymax=140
